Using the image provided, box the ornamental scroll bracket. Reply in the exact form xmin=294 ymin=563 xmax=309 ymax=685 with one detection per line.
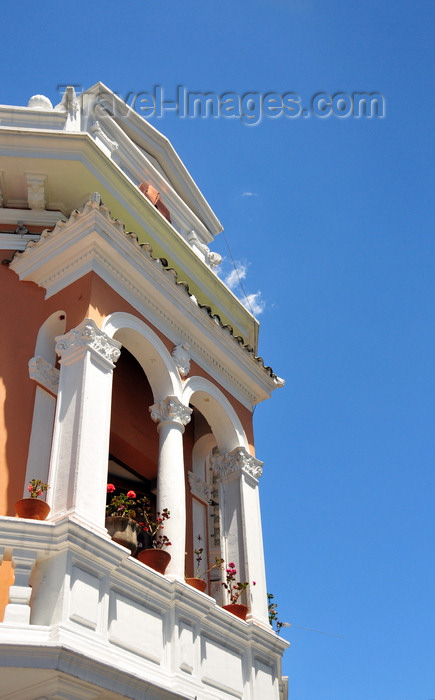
xmin=211 ymin=446 xmax=263 ymax=484
xmin=25 ymin=173 xmax=47 ymax=211
xmin=172 ymin=343 xmax=191 ymax=377
xmin=188 ymin=471 xmax=211 ymax=502
xmin=28 ymin=355 xmax=60 ymax=395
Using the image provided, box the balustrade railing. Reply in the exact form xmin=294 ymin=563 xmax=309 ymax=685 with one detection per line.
xmin=0 ymin=516 xmax=288 ymax=700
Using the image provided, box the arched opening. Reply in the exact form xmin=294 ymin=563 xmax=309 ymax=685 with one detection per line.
xmin=108 ymin=347 xmax=159 ymax=553
xmin=109 ymin=347 xmax=158 ymax=482
xmin=183 ymin=378 xmax=249 ymax=600
xmin=103 ymin=312 xmax=183 ymax=558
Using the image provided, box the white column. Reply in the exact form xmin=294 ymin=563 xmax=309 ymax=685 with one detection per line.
xmin=48 ymin=319 xmax=121 ymax=532
xmin=212 ymin=447 xmax=269 ymax=627
xmin=150 ymin=396 xmax=192 ymax=579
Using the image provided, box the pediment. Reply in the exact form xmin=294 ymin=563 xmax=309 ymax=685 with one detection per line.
xmin=82 ymin=83 xmax=222 ymax=240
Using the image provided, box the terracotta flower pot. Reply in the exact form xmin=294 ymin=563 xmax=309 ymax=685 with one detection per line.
xmin=105 ymin=516 xmax=141 ymax=555
xmin=15 ymin=498 xmax=50 ymax=521
xmin=137 ymin=548 xmax=171 ymax=574
xmin=185 ymin=577 xmax=207 ymax=593
xmin=222 ymin=603 xmax=249 ymax=621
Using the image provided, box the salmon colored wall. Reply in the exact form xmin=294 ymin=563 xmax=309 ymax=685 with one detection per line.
xmin=0 ymin=265 xmax=256 ymax=516
xmin=0 ymin=263 xmax=92 ymax=515
xmin=86 ymin=274 xmax=174 ymax=355
xmin=0 ymin=559 xmax=14 ymax=622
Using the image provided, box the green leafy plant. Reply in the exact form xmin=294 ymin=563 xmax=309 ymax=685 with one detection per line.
xmin=193 ymin=535 xmax=224 ymax=579
xmin=27 ymin=478 xmax=49 ymax=499
xmin=139 ymin=496 xmax=171 ymax=549
xmin=267 ymin=593 xmax=287 ymax=634
xmin=222 ymin=562 xmax=256 ymax=604
xmin=106 ymin=485 xmax=171 ymax=549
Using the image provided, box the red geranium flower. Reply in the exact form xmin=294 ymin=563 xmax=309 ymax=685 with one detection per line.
xmin=106 ymin=484 xmax=116 ymax=493
xmin=127 ymin=490 xmax=136 ymax=499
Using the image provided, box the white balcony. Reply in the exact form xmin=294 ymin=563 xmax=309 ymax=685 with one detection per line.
xmin=0 ymin=517 xmax=288 ymax=700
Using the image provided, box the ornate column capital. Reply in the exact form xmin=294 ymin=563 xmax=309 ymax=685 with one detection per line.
xmin=55 ymin=319 xmax=121 ymax=368
xmin=212 ymin=446 xmax=263 ymax=483
xmin=28 ymin=355 xmax=60 ymax=394
xmin=149 ymin=396 xmax=192 ymax=429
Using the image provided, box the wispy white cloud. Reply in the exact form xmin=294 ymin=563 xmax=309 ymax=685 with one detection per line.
xmin=242 ymin=191 xmax=258 ymax=197
xmin=224 ymin=263 xmax=247 ymax=290
xmin=243 ymin=292 xmax=265 ymax=316
xmin=218 ymin=260 xmax=266 ymax=316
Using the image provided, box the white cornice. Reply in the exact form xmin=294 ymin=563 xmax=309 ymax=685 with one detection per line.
xmin=0 ymin=233 xmax=41 ymax=251
xmin=0 ymin=105 xmax=67 ymax=130
xmin=10 ymin=201 xmax=280 ymax=408
xmin=0 ymin=86 xmax=222 ymax=238
xmin=0 ymin=208 xmax=63 ymax=227
xmin=0 ymin=210 xmax=64 ymax=250
xmin=0 ymin=127 xmax=258 ymax=347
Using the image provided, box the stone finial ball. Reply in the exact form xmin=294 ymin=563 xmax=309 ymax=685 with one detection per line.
xmin=28 ymin=94 xmax=53 ymax=110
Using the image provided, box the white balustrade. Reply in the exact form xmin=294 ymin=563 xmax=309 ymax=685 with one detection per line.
xmin=0 ymin=516 xmax=288 ymax=700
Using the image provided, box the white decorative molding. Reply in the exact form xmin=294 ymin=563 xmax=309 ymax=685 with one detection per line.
xmin=55 ymin=318 xmax=121 ymax=368
xmin=30 ymin=674 xmax=101 ymax=700
xmin=188 ymin=471 xmax=211 ymax=502
xmin=28 ymin=355 xmax=59 ymax=394
xmin=0 ymin=232 xmax=41 ymax=251
xmin=57 ymin=86 xmax=79 ymax=116
xmin=90 ymin=120 xmax=119 ymax=154
xmin=10 ymin=196 xmax=280 ymax=410
xmin=172 ymin=342 xmax=190 ymax=377
xmin=212 ymin=446 xmax=263 ymax=482
xmin=187 ymin=230 xmax=222 ymax=269
xmin=149 ymin=395 xmax=192 ymax=427
xmin=54 ymin=86 xmax=81 ymax=132
xmin=206 ymin=249 xmax=223 ymax=269
xmin=25 ymin=173 xmax=47 ymax=211
xmin=0 ymin=208 xmax=63 ymax=227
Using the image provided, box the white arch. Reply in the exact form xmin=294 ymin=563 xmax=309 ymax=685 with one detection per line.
xmin=191 ymin=432 xmax=217 ymax=480
xmin=35 ymin=310 xmax=67 ymax=364
xmin=103 ymin=312 xmax=182 ymax=402
xmin=25 ymin=310 xmax=67 ymax=493
xmin=182 ymin=376 xmax=248 ymax=453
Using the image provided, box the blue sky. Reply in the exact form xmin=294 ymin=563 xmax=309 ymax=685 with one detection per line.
xmin=2 ymin=2 xmax=434 ymax=697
